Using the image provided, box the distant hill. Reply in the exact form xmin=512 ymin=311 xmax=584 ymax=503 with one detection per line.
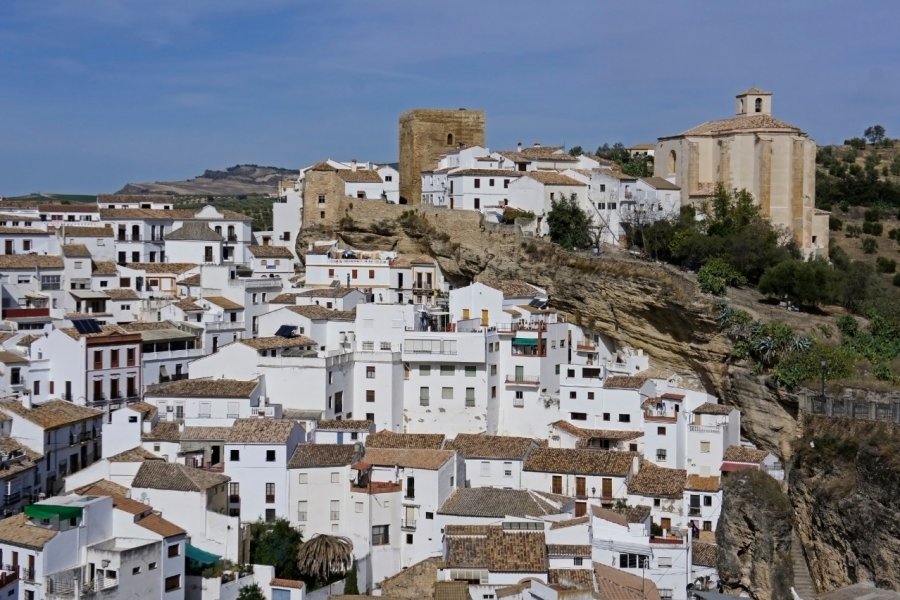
xmin=115 ymin=164 xmax=299 ymax=196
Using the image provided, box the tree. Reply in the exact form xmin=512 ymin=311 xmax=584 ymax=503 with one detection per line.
xmin=861 ymin=237 xmax=878 ymax=254
xmin=547 ymin=194 xmax=592 ymax=250
xmin=758 ymin=258 xmax=840 ymax=307
xmin=237 ymin=583 xmax=266 ymax=600
xmin=864 ymin=124 xmax=886 ymax=145
xmin=296 ymin=534 xmax=353 ymax=585
xmin=343 ymin=560 xmax=360 ymax=594
xmin=248 ymin=519 xmax=304 ymax=579
xmin=568 ymin=145 xmax=584 ymax=157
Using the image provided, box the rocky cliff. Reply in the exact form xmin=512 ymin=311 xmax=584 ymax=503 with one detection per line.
xmin=716 ymin=470 xmax=795 ymax=600
xmin=790 ymin=416 xmax=900 ymax=592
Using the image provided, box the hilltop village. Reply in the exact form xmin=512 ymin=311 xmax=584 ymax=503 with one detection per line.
xmin=0 ymin=90 xmax=818 ymax=600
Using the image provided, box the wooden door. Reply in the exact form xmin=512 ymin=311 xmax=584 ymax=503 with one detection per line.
xmin=552 ymin=475 xmax=562 ymax=495
xmin=575 ymin=476 xmax=586 ymax=498
xmin=661 ymin=517 xmax=671 ymax=533
xmin=601 ymin=478 xmax=612 ymax=499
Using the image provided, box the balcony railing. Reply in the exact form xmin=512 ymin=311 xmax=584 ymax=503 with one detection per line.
xmin=20 ymin=568 xmax=34 ymax=582
xmin=688 ymin=507 xmax=702 ymax=516
xmin=229 ymin=494 xmax=240 ymax=503
xmin=3 ymin=492 xmax=21 ymax=507
xmin=505 ymin=375 xmax=540 ymax=386
xmin=689 ymin=423 xmax=723 ymax=433
xmin=401 ymin=519 xmax=417 ymax=530
xmin=576 ymin=343 xmax=597 ymax=352
xmin=0 ymin=569 xmax=17 ymax=587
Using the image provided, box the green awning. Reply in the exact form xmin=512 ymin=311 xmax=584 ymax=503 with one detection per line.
xmin=186 ymin=544 xmax=221 ymax=565
xmin=25 ymin=504 xmax=83 ymax=521
xmin=512 ymin=338 xmax=539 ymax=346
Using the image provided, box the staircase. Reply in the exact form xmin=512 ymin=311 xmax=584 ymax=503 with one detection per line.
xmin=791 ymin=529 xmax=817 ymax=599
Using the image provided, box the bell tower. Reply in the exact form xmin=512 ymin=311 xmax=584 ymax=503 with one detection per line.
xmin=735 ymin=88 xmax=772 ymax=116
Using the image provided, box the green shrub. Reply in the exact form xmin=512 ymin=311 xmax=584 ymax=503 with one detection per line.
xmin=839 ymin=201 xmax=850 ymax=213
xmin=697 ymin=257 xmax=747 ymax=295
xmin=829 ymin=216 xmax=843 ymax=231
xmin=845 ymin=225 xmax=862 ymax=238
xmin=864 ymin=208 xmax=882 ymax=222
xmin=876 ymin=256 xmax=897 ymax=273
xmin=844 ymin=137 xmax=867 ymax=150
xmin=862 ymin=221 xmax=883 ymax=236
xmin=861 ymin=237 xmax=879 ymax=254
xmin=888 ymin=228 xmax=900 ymax=242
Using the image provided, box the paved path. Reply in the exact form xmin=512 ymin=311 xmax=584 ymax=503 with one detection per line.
xmin=792 ymin=529 xmax=817 ymax=599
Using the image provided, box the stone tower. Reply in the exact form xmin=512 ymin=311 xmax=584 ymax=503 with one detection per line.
xmin=398 ymin=108 xmax=485 ymax=205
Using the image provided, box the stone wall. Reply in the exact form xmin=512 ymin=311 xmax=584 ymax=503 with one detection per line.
xmin=398 ymin=108 xmax=485 ymax=205
xmin=302 ymin=170 xmax=349 ymax=226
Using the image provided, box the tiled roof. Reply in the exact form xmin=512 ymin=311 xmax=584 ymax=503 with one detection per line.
xmin=203 ymin=296 xmax=243 ymax=310
xmin=447 ymin=168 xmax=523 ymax=177
xmin=39 ymin=203 xmax=97 ymax=213
xmin=723 ymin=445 xmax=769 ymax=464
xmin=296 ymin=288 xmax=360 ymax=298
xmin=137 ymin=512 xmax=187 ymax=538
xmin=125 ymin=262 xmax=197 ymax=274
xmin=99 ymin=207 xmax=250 ymax=221
xmin=604 ymin=376 xmax=648 ymax=390
xmin=173 ymin=296 xmax=204 ymax=311
xmin=16 ymin=334 xmax=42 ymax=347
xmin=179 ymin=273 xmax=201 ymax=286
xmin=336 ymin=169 xmax=383 ymax=183
xmin=445 ymin=525 xmax=547 ymax=573
xmin=362 ymin=447 xmax=454 ymax=471
xmin=61 ymin=225 xmax=114 ymax=237
xmin=288 ymin=444 xmax=357 ymax=469
xmin=104 ymin=288 xmax=140 ymax=300
xmin=593 ymin=562 xmax=662 ymax=600
xmin=591 ymin=505 xmax=651 ymax=527
xmin=286 ymin=305 xmax=355 ymax=321
xmin=270 ymin=293 xmax=300 ymax=304
xmin=551 ymin=420 xmax=644 ymax=442
xmin=549 ymin=515 xmax=590 ymax=530
xmin=596 ymin=168 xmax=639 ymax=181
xmin=239 ymin=336 xmax=317 ymax=351
xmin=0 ymin=350 xmax=28 ymax=364
xmin=640 ymin=176 xmax=680 ymax=191
xmin=0 ymin=332 xmax=16 ymax=344
xmin=693 ymin=402 xmax=733 ymax=415
xmin=389 ymin=254 xmax=436 ymax=268
xmin=72 ymin=479 xmax=131 ymax=497
xmin=226 ymin=418 xmax=297 ymax=444
xmin=627 ymin=461 xmax=686 ymax=499
xmin=270 ymin=578 xmax=306 ymax=590
xmin=685 ymin=475 xmax=721 ymax=492
xmin=0 ymin=437 xmax=41 ymax=478
xmin=0 ymin=255 xmax=64 ymax=269
xmin=737 ymin=87 xmax=772 ymax=96
xmin=0 ymin=226 xmax=46 ymax=235
xmin=248 ymin=245 xmax=294 ymax=258
xmin=132 ymin=461 xmax=229 ymax=492
xmin=107 ymin=494 xmax=153 ymax=515
xmin=366 ymin=430 xmax=445 ymax=450
xmin=546 ymin=544 xmax=591 ymax=557
xmin=433 ymin=580 xmax=469 ymax=600
xmin=438 ymin=488 xmax=571 ymax=518
xmin=107 ymin=447 xmax=164 ymax=463
xmin=0 ymin=513 xmax=59 ymax=549
xmin=0 ymin=399 xmax=101 ymax=430
xmin=692 ymin=541 xmax=719 ymax=568
xmin=525 ymin=171 xmax=585 ymax=186
xmin=678 ymin=114 xmax=801 ymax=137
xmin=524 ymin=448 xmax=635 ymax=476
xmin=61 ymin=244 xmax=92 ymax=258
xmin=127 ymin=401 xmax=158 ymax=418
xmin=547 ymin=569 xmax=597 ymax=593
xmin=479 ymin=279 xmax=541 ymax=298
xmin=179 ymin=426 xmax=232 ymax=441
xmin=92 ymin=260 xmax=118 ymax=275
xmin=316 ymin=419 xmax=373 ymax=431
xmin=164 ymin=222 xmax=224 ymax=241
xmin=145 ymin=378 xmax=258 ymax=398
xmin=446 ymin=433 xmax=536 ymax=460
xmin=143 ymin=422 xmax=181 ymax=442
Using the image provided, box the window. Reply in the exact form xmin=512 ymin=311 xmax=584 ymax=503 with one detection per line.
xmin=406 ymin=533 xmax=414 ymax=544
xmin=380 ymin=341 xmax=391 ymax=351
xmin=132 ymin=566 xmax=141 ymax=575
xmin=658 ymin=556 xmax=672 ymax=568
xmin=480 ymin=461 xmax=490 ymax=476
xmin=318 ymin=194 xmax=326 ymax=205
xmin=93 ymin=350 xmax=103 ymax=369
xmin=419 ymin=365 xmax=431 ymax=375
xmin=703 ymin=520 xmax=712 ymax=531
xmin=425 ymin=511 xmax=434 ymax=520
xmin=656 ymin=449 xmax=667 ymax=462
xmin=464 ymin=365 xmax=476 ymax=377
xmin=331 ymin=472 xmax=340 ymax=483
xmin=366 ymin=389 xmax=375 ymax=403
xmin=513 ymin=391 xmax=524 ymax=407
xmin=618 ymin=553 xmax=649 ymax=569
xmin=372 ymin=525 xmax=390 ymax=545
xmin=569 ymin=391 xmax=577 ymax=399
xmin=490 ymin=365 xmax=497 ymax=376
xmin=704 ymin=495 xmax=713 ymax=506
xmin=754 ymin=97 xmax=763 ymax=112
xmin=602 ymin=413 xmax=611 ymax=421
xmin=654 ymin=498 xmax=661 ymax=507
xmin=419 ymin=387 xmax=430 ymax=406
xmin=570 ymin=412 xmax=587 ymax=421
xmin=657 ymin=426 xmax=666 ymax=436
xmin=362 ymin=341 xmax=374 ymax=351
xmin=230 ymin=449 xmax=239 ymax=461
xmin=331 ymin=499 xmax=340 ymax=521
xmin=474 ymin=178 xmax=481 ymax=189
xmin=491 ymin=386 xmax=497 ymax=399
xmin=149 ymin=562 xmax=157 ymax=571
xmin=355 ymin=501 xmax=364 ymax=513
xmin=265 ymin=483 xmax=275 ymax=503
xmin=266 ymin=450 xmax=276 ymax=462
xmin=440 ymin=365 xmax=454 ymax=376
xmin=165 ymin=575 xmax=181 ymax=592
xmin=700 ymin=441 xmax=711 ymax=453
xmin=298 ymin=473 xmax=308 ymax=484
xmin=351 ymin=269 xmax=357 ymax=279
xmin=465 ymin=388 xmax=475 ymax=407
xmin=297 ymin=501 xmax=308 ymax=522
xmin=168 ymin=544 xmax=180 ymax=558
xmin=40 ymin=275 xmax=61 ymax=290
xmin=474 ymin=198 xmax=480 ymax=209
xmin=442 ymin=387 xmax=454 ymax=400
xmin=574 ymin=557 xmax=583 ymax=566
xmin=126 ymin=348 xmax=136 ymax=366
xmin=618 ymin=414 xmax=631 ymax=423
xmin=366 ymin=366 xmax=376 ymax=379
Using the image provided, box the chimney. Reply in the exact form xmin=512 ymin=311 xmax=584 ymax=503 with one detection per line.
xmin=517 ymin=142 xmax=523 ymax=152
xmin=351 ymin=159 xmax=357 ymax=172
xmin=22 ymin=391 xmax=32 ymax=409
xmin=533 ymin=142 xmax=542 ymax=148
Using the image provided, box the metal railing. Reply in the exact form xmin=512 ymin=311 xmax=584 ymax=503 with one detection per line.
xmin=401 ymin=519 xmax=417 ymax=530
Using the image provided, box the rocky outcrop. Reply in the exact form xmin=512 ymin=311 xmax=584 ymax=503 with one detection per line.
xmin=717 ymin=470 xmax=795 ymax=600
xmin=790 ymin=416 xmax=900 ymax=593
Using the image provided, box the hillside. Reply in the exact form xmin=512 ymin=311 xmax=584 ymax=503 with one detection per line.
xmin=115 ymin=164 xmax=299 ymax=196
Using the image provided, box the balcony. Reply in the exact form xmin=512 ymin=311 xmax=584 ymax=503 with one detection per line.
xmin=689 ymin=423 xmax=723 ymax=433
xmin=3 ymin=492 xmax=21 ymax=507
xmin=401 ymin=519 xmax=417 ymax=531
xmin=688 ymin=507 xmax=702 ymax=517
xmin=505 ymin=375 xmax=540 ymax=386
xmin=643 ymin=410 xmax=677 ymax=423
xmin=229 ymin=494 xmax=240 ymax=503
xmin=576 ymin=343 xmax=597 ymax=352
xmin=205 ymin=320 xmax=245 ymax=331
xmin=20 ymin=568 xmax=34 ymax=583
xmin=0 ymin=569 xmax=17 ymax=587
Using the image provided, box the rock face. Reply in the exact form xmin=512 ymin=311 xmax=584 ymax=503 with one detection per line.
xmin=716 ymin=470 xmax=795 ymax=600
xmin=790 ymin=416 xmax=900 ymax=593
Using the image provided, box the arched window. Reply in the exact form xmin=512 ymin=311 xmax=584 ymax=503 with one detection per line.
xmin=754 ymin=98 xmax=762 ymax=113
xmin=667 ymin=150 xmax=677 ymax=176
xmin=446 ymin=133 xmax=454 ymax=146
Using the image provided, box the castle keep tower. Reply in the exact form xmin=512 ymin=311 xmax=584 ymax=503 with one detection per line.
xmin=399 ymin=108 xmax=485 ymax=205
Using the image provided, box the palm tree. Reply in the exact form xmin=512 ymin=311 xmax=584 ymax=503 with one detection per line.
xmin=296 ymin=534 xmax=354 ymax=584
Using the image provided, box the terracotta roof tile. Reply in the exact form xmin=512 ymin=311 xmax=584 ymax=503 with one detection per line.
xmin=549 ymin=515 xmax=590 ymax=530
xmin=627 ymin=461 xmax=686 ymax=499
xmin=225 ymin=418 xmax=298 ymax=444
xmin=685 ymin=475 xmax=721 ymax=492
xmin=164 ymin=222 xmax=223 ymax=241
xmin=61 ymin=225 xmax=114 ymax=238
xmin=723 ymin=445 xmax=769 ymax=464
xmin=0 ymin=513 xmax=59 ymax=549
xmin=0 ymin=437 xmax=41 ymax=477
xmin=439 ymin=488 xmax=571 ymax=518
xmin=125 ymin=262 xmax=198 ymax=274
xmin=362 ymin=447 xmax=454 ymax=471
xmin=640 ymin=176 xmax=680 ymax=191
xmin=604 ymin=376 xmax=649 ymax=390
xmin=366 ymin=430 xmax=445 ymax=450
xmin=316 ymin=419 xmax=373 ymax=432
xmin=296 ymin=288 xmax=361 ymax=298
xmin=270 ymin=293 xmax=300 ymax=304
xmin=335 ymin=170 xmax=383 ymax=184
xmin=61 ymin=244 xmax=92 ymax=258
xmin=524 ymin=448 xmax=635 ymax=476
xmin=92 ymin=261 xmax=118 ymax=275
xmin=0 ymin=226 xmax=46 ymax=235
xmin=104 ymin=288 xmax=140 ymax=300
xmin=239 ymin=336 xmax=317 ymax=351
xmin=249 ymin=245 xmax=294 ymax=258
xmin=479 ymin=279 xmax=541 ymax=298
xmin=180 ymin=426 xmax=232 ymax=441
xmin=692 ymin=541 xmax=719 ymax=568
xmin=590 ymin=505 xmax=651 ymax=527
xmin=288 ymin=444 xmax=358 ymax=469
xmin=286 ymin=305 xmax=355 ymax=321
xmin=525 ymin=171 xmax=585 ymax=186
xmin=203 ymin=296 xmax=243 ymax=310
xmin=132 ymin=461 xmax=229 ymax=492
xmin=446 ymin=433 xmax=537 ymax=460
xmin=107 ymin=447 xmax=164 ymax=463
xmin=143 ymin=422 xmax=180 ymax=442
xmin=678 ymin=113 xmax=801 ymax=136
xmin=593 ymin=562 xmax=662 ymax=600
xmin=693 ymin=402 xmax=733 ymax=415
xmin=0 ymin=399 xmax=102 ymax=430
xmin=546 ymin=544 xmax=591 ymax=557
xmin=551 ymin=421 xmax=644 ymax=443
xmin=72 ymin=479 xmax=131 ymax=497
xmin=0 ymin=350 xmax=29 ymax=364
xmin=137 ymin=513 xmax=187 ymax=538
xmin=179 ymin=273 xmax=201 ymax=286
xmin=0 ymin=255 xmax=64 ymax=269
xmin=547 ymin=569 xmax=597 ymax=593
xmin=145 ymin=378 xmax=258 ymax=398
xmin=445 ymin=526 xmax=546 ymax=573
xmin=173 ymin=296 xmax=204 ymax=311
xmin=270 ymin=578 xmax=305 ymax=590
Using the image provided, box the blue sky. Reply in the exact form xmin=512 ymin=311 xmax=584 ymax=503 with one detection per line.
xmin=1 ymin=0 xmax=898 ymax=195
